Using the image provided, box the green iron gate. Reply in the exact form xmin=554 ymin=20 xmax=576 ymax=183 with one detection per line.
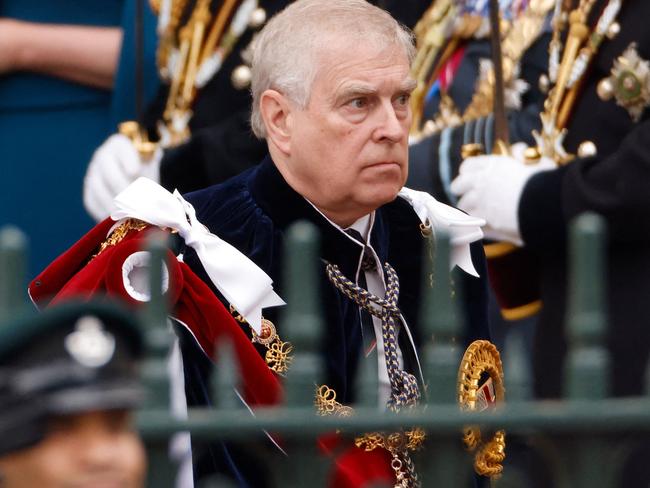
xmin=1 ymin=213 xmax=649 ymax=487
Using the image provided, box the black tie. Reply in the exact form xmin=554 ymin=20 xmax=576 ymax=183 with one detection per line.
xmin=345 ymin=229 xmax=377 ymax=272
xmin=344 ymin=228 xmax=378 ymax=358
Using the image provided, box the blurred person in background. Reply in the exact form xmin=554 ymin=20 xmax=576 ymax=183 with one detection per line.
xmin=405 ymin=0 xmax=552 ymax=368
xmin=0 ymin=301 xmax=146 ymax=488
xmin=0 ymin=0 xmax=159 ymax=276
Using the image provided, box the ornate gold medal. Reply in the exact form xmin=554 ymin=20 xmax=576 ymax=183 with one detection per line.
xmin=598 ymin=43 xmax=650 ymax=122
xmin=457 ymin=340 xmax=506 ymax=478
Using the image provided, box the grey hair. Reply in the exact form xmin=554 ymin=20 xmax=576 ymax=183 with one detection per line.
xmin=250 ymin=0 xmax=415 ymax=139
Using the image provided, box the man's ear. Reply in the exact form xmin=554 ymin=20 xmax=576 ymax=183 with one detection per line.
xmin=260 ymin=89 xmax=293 ymax=155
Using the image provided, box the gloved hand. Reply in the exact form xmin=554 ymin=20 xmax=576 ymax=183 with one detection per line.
xmin=83 ymin=133 xmax=163 ymax=222
xmin=450 ymin=143 xmax=555 ymax=245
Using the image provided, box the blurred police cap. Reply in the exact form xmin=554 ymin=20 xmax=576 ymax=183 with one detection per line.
xmin=0 ymin=300 xmax=145 ymax=455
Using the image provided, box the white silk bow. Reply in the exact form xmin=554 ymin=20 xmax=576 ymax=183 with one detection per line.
xmin=111 ymin=177 xmax=285 ymax=333
xmin=398 ymin=187 xmax=485 ymax=277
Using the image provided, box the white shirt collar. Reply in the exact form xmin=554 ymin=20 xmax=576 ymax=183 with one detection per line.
xmin=346 ymin=214 xmax=373 ymax=243
xmin=303 ymin=198 xmax=375 ymax=247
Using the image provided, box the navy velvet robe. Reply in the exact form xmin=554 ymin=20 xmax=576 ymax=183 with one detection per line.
xmin=177 ymin=156 xmax=490 ymax=484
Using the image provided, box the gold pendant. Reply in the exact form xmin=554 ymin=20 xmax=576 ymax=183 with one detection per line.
xmin=230 ymin=305 xmax=293 ymax=376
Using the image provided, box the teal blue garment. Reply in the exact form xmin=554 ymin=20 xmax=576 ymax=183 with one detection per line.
xmin=0 ymin=0 xmax=159 ymax=277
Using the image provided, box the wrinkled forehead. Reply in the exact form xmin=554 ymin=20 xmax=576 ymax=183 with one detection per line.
xmin=311 ymin=38 xmax=412 ymax=94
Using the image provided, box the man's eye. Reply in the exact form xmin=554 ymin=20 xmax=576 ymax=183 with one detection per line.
xmin=348 ymin=98 xmax=368 ymax=109
xmin=395 ymin=93 xmax=410 ymax=106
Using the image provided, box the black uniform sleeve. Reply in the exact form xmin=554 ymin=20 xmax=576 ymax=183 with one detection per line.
xmin=519 ymin=118 xmax=650 ymax=255
xmin=518 ymin=164 xmax=568 ymax=256
xmin=563 ymin=120 xmax=650 ymax=242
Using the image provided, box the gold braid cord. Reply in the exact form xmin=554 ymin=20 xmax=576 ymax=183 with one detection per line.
xmin=457 ymin=340 xmax=507 ymax=478
xmin=93 ymin=219 xmax=149 ymax=259
xmin=474 ymin=430 xmax=506 ymax=478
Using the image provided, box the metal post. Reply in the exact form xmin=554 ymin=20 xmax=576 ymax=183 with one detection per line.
xmin=140 ymin=231 xmax=176 ymax=488
xmin=280 ymin=221 xmax=326 ymax=485
xmin=422 ymin=229 xmax=461 ymax=404
xmin=564 ymin=213 xmax=613 ymax=488
xmin=565 ymin=213 xmax=609 ymax=400
xmin=213 ymin=338 xmax=241 ymax=410
xmin=282 ymin=220 xmax=322 ymax=405
xmin=0 ymin=226 xmax=28 ymax=324
xmin=504 ymin=328 xmax=531 ymax=402
xmin=420 ymin=230 xmax=466 ymax=486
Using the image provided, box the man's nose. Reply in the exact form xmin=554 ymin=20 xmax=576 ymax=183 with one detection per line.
xmin=73 ymin=414 xmax=125 ymax=468
xmin=374 ymin=100 xmax=408 ymax=142
xmin=80 ymin=431 xmax=121 ymax=468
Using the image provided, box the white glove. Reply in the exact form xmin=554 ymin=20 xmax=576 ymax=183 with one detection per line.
xmin=83 ymin=133 xmax=163 ymax=222
xmin=450 ymin=143 xmax=555 ymax=245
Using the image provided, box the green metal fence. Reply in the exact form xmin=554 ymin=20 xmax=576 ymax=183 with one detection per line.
xmin=2 ymin=214 xmax=649 ymax=487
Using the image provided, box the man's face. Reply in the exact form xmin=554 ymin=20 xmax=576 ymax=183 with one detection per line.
xmin=281 ymin=39 xmax=414 ymax=226
xmin=0 ymin=410 xmax=146 ymax=488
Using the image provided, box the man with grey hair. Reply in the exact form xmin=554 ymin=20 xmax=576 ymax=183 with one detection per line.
xmin=175 ymin=0 xmax=490 ymax=485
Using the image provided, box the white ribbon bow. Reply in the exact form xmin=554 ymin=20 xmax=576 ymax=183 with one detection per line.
xmin=398 ymin=187 xmax=485 ymax=277
xmin=111 ymin=177 xmax=285 ymax=333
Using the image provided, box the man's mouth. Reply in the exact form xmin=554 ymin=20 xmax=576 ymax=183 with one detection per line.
xmin=365 ymin=161 xmax=400 ymax=168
